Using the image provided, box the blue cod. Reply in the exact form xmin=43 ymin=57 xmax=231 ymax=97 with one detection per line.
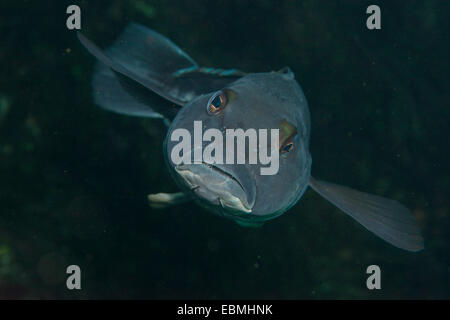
xmin=78 ymin=23 xmax=424 ymax=252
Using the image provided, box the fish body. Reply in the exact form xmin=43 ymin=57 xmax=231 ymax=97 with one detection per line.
xmin=78 ymin=23 xmax=424 ymax=251
xmin=165 ymin=71 xmax=312 ymax=225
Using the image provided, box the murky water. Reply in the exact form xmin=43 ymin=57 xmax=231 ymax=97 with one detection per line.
xmin=0 ymin=0 xmax=448 ymax=299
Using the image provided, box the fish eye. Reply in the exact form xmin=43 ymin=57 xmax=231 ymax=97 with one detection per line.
xmin=281 ymin=142 xmax=294 ymax=154
xmin=279 ymin=120 xmax=297 ymax=155
xmin=207 ymin=91 xmax=227 ymax=115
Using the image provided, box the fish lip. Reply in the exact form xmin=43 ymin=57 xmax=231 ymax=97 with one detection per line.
xmin=175 ymin=162 xmax=254 ymax=212
xmin=201 ymin=162 xmax=246 ymax=192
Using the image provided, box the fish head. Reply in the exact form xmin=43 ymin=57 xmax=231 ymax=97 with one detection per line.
xmin=165 ymin=72 xmax=311 ymax=222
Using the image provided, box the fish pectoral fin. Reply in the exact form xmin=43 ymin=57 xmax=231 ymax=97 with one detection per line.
xmin=147 ymin=192 xmax=191 ymax=209
xmin=309 ymin=176 xmax=424 ymax=252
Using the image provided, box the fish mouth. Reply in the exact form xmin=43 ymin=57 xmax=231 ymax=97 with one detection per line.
xmin=174 ymin=162 xmax=255 ymax=213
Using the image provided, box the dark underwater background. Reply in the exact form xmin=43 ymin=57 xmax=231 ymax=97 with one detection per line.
xmin=0 ymin=0 xmax=448 ymax=299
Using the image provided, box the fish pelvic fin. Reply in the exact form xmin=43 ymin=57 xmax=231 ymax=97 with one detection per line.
xmin=148 ymin=192 xmax=191 ymax=209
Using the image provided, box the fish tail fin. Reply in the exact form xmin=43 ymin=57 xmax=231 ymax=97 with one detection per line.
xmin=309 ymin=176 xmax=424 ymax=252
xmin=77 ymin=23 xmax=197 ymax=119
xmin=89 ymin=61 xmax=176 ymax=119
xmin=78 ymin=23 xmax=248 ymax=116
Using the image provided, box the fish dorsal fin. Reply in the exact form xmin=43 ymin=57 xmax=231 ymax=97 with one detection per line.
xmin=309 ymin=176 xmax=424 ymax=252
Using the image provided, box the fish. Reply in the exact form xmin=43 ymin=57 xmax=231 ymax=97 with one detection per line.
xmin=77 ymin=23 xmax=424 ymax=252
